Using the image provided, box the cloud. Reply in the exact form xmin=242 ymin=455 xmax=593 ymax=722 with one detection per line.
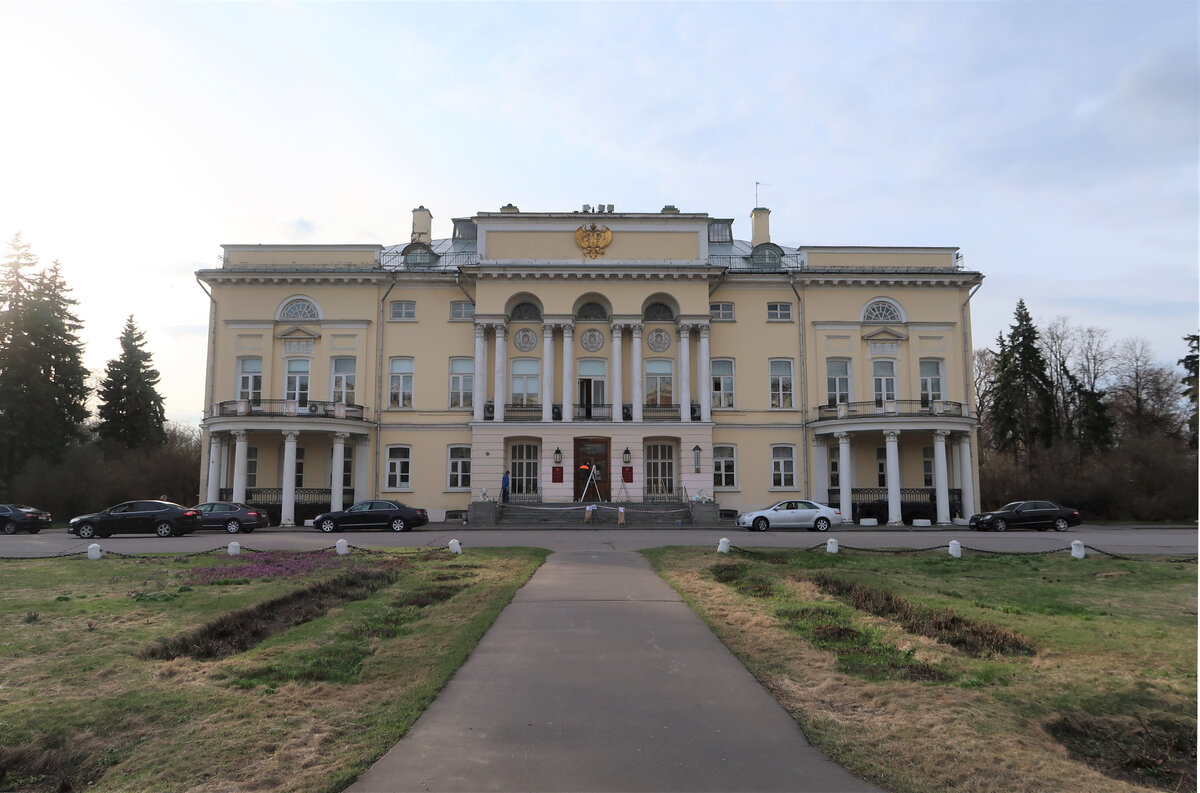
xmin=283 ymin=218 xmax=316 ymax=240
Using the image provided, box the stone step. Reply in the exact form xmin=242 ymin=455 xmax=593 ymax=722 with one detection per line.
xmin=498 ymin=502 xmax=694 ymax=527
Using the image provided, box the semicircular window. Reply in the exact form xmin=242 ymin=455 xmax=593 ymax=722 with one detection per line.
xmin=577 ymin=302 xmax=608 ymax=321
xmin=750 ymin=246 xmax=781 ymax=269
xmin=511 ymin=302 xmax=542 ymax=321
xmin=863 ymin=301 xmax=901 ymax=323
xmin=280 ymin=299 xmax=319 ymax=321
xmin=644 ymin=302 xmax=674 ymax=321
xmin=405 ymin=247 xmax=436 ymax=267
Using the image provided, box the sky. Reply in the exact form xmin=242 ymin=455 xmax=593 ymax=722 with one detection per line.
xmin=1 ymin=1 xmax=1196 ymax=426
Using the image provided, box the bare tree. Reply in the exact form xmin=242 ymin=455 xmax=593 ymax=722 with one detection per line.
xmin=1073 ymin=326 xmax=1114 ymax=392
xmin=1110 ymin=338 xmax=1189 ymax=440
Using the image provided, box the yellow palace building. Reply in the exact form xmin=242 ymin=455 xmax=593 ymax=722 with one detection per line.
xmin=197 ymin=203 xmax=983 ymax=527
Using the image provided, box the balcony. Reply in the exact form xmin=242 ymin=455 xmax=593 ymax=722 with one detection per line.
xmin=503 ymin=403 xmax=543 ymax=422
xmin=212 ymin=399 xmax=369 ymax=421
xmin=813 ymin=399 xmax=968 ymax=422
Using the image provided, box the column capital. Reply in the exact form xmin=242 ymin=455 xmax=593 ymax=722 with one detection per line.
xmin=611 ymin=323 xmax=624 ymax=338
xmin=474 ymin=323 xmax=488 ymax=339
xmin=542 ymin=322 xmax=556 ymax=336
xmin=494 ymin=323 xmax=507 ymax=338
xmin=677 ymin=322 xmax=693 ymax=337
xmin=561 ymin=324 xmax=574 ymax=338
xmin=333 ymin=432 xmax=350 ymax=442
xmin=282 ymin=430 xmax=299 ymax=442
xmin=232 ymin=429 xmax=248 ymax=440
xmin=697 ymin=323 xmax=711 ymax=340
xmin=630 ymin=323 xmax=643 ymax=338
xmin=933 ymin=429 xmax=951 ymax=440
xmin=884 ymin=430 xmax=901 ymax=441
xmin=834 ymin=431 xmax=851 ymax=442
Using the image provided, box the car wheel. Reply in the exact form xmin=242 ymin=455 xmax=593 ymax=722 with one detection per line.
xmin=155 ymin=522 xmax=174 ymax=538
xmin=752 ymin=516 xmax=769 ymax=532
xmin=390 ymin=517 xmax=408 ymax=532
xmin=993 ymin=518 xmax=1007 ymax=532
xmin=814 ymin=517 xmax=831 ymax=532
xmin=2 ymin=521 xmax=15 ymax=535
xmin=318 ymin=518 xmax=337 ymax=533
xmin=77 ymin=524 xmax=96 ymax=539
xmin=225 ymin=519 xmax=242 ymax=534
xmin=1053 ymin=518 xmax=1070 ymax=532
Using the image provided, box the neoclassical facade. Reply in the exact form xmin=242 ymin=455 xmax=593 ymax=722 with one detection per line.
xmin=197 ymin=203 xmax=983 ymax=525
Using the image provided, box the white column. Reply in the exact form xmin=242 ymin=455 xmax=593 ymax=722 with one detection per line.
xmin=561 ymin=324 xmax=574 ymax=423
xmin=281 ymin=430 xmax=298 ymax=526
xmin=611 ymin=324 xmax=624 ymax=422
xmin=232 ymin=431 xmax=248 ymax=504
xmin=933 ymin=430 xmax=951 ymax=524
xmin=354 ymin=438 xmax=370 ymax=504
xmin=542 ymin=323 xmax=555 ymax=422
xmin=205 ymin=432 xmax=221 ymax=501
xmin=811 ymin=435 xmax=829 ymax=503
xmin=493 ymin=324 xmax=507 ymax=422
xmin=473 ymin=324 xmax=487 ymax=422
xmin=331 ymin=433 xmax=348 ymax=512
xmin=631 ymin=324 xmax=644 ymax=422
xmin=957 ymin=433 xmax=977 ymax=518
xmin=885 ymin=430 xmax=902 ymax=526
xmin=837 ymin=432 xmax=852 ymax=523
xmin=678 ymin=323 xmax=692 ymax=422
xmin=698 ymin=324 xmax=712 ymax=422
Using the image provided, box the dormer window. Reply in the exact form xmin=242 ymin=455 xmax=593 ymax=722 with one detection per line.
xmin=708 ymin=220 xmax=733 ymax=243
xmin=403 ymin=244 xmax=437 ymax=268
xmin=750 ymin=243 xmax=783 ymax=270
xmin=452 ymin=218 xmax=478 ymax=240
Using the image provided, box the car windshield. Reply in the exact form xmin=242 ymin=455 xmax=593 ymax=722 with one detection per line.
xmin=999 ymin=502 xmax=1024 ymax=512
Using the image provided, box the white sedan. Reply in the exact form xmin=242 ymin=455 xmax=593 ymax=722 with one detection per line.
xmin=736 ymin=500 xmax=843 ymax=532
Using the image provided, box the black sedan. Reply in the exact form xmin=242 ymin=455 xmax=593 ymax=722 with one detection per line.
xmin=0 ymin=504 xmax=52 ymax=534
xmin=969 ymin=500 xmax=1081 ymax=532
xmin=312 ymin=500 xmax=428 ymax=533
xmin=69 ymin=500 xmax=201 ymax=539
xmin=192 ymin=502 xmax=267 ymax=534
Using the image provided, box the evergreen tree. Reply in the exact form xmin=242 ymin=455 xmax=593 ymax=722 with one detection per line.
xmin=1180 ymin=333 xmax=1198 ymax=448
xmin=96 ymin=316 xmax=166 ymax=449
xmin=988 ymin=300 xmax=1056 ymax=465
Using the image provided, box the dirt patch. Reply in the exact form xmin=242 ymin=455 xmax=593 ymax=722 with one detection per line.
xmin=1047 ymin=711 xmax=1197 ymax=792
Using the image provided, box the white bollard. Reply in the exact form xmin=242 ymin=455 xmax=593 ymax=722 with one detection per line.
xmin=87 ymin=543 xmax=102 ymax=560
xmin=336 ymin=539 xmax=349 ymax=555
xmin=227 ymin=541 xmax=241 ymax=556
xmin=717 ymin=537 xmax=731 ymax=554
xmin=949 ymin=540 xmax=961 ymax=558
xmin=826 ymin=538 xmax=839 ymax=554
xmin=449 ymin=539 xmax=462 ymax=555
xmin=1071 ymin=540 xmax=1085 ymax=559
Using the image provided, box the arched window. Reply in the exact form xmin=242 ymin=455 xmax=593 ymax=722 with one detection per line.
xmin=280 ymin=299 xmax=319 ymax=321
xmin=863 ymin=301 xmax=901 ymax=323
xmin=511 ymin=302 xmax=542 ymax=321
xmin=577 ymin=302 xmax=608 ymax=320
xmin=644 ymin=302 xmax=674 ymax=321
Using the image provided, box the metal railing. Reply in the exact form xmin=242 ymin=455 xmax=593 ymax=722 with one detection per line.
xmin=825 ymin=488 xmax=964 ymax=521
xmin=212 ymin=399 xmax=369 ymax=421
xmin=813 ymin=399 xmax=968 ymax=421
xmin=503 ymin=403 xmax=542 ymax=422
xmin=574 ymin=403 xmax=612 ymax=421
xmin=642 ymin=404 xmax=682 ymax=421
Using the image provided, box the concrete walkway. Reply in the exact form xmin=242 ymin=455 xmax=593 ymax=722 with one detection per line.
xmin=345 ymin=550 xmax=886 ymax=793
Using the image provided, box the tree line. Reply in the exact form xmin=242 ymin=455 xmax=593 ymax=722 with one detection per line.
xmin=976 ymin=299 xmax=1197 ymax=520
xmin=0 ymin=235 xmax=199 ymax=519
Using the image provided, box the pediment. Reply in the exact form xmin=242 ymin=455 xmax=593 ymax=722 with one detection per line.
xmin=861 ymin=327 xmax=907 ymax=342
xmin=276 ymin=325 xmax=321 ymax=340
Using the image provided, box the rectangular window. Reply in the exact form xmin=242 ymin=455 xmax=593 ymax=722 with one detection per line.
xmin=923 ymin=446 xmax=934 ymax=487
xmin=389 ymin=300 xmax=416 ymax=320
xmin=450 ymin=301 xmax=475 ymax=320
xmin=827 ymin=359 xmax=850 ymax=405
xmin=771 ymin=446 xmax=796 ymax=489
xmin=389 ymin=358 xmax=414 ymax=408
xmin=294 ymin=447 xmax=305 ymax=488
xmin=769 ymin=359 xmax=794 ymax=409
xmin=767 ymin=302 xmax=793 ymax=321
xmin=829 ymin=447 xmax=840 ymax=489
xmin=877 ymin=447 xmax=887 ymax=487
xmin=920 ymin=359 xmax=943 ymax=406
xmin=510 ymin=359 xmax=540 ymax=405
xmin=511 ymin=443 xmax=539 ymax=497
xmin=246 ymin=446 xmax=258 ymax=488
xmin=387 ymin=446 xmax=411 ymax=489
xmin=708 ymin=221 xmax=733 ymax=243
xmin=873 ymin=360 xmax=897 ymax=405
xmin=711 ymin=359 xmax=735 ymax=408
xmin=331 ymin=357 xmax=356 ymax=404
xmin=238 ymin=358 xmax=262 ymax=404
xmin=341 ymin=446 xmax=353 ymax=489
xmin=710 ymin=302 xmax=734 ymax=321
xmin=448 ymin=446 xmax=471 ymax=489
xmin=285 ymin=359 xmax=310 ymax=407
xmin=713 ymin=445 xmax=736 ymax=489
xmin=645 ymin=359 xmax=673 ymax=406
xmin=449 ymin=358 xmax=474 ymax=408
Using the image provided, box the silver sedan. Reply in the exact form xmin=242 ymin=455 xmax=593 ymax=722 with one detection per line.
xmin=736 ymin=500 xmax=843 ymax=532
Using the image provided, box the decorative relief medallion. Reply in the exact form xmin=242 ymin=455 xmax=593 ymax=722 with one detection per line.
xmin=575 ymin=223 xmax=613 ymax=259
xmin=868 ymin=341 xmax=899 ymax=356
xmin=283 ymin=340 xmax=314 ymax=355
xmin=580 ymin=328 xmax=604 ymax=352
xmin=647 ymin=328 xmax=671 ymax=353
xmin=513 ymin=328 xmax=538 ymax=352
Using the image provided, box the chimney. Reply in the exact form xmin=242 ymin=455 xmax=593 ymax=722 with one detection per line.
xmin=750 ymin=207 xmax=771 ymax=247
xmin=499 ymin=203 xmax=520 ymax=213
xmin=411 ymin=206 xmax=432 ymax=244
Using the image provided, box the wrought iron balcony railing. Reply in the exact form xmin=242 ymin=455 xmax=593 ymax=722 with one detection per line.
xmin=212 ymin=399 xmax=369 ymax=421
xmin=813 ymin=399 xmax=968 ymax=422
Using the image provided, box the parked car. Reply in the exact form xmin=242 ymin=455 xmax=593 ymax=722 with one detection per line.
xmin=0 ymin=504 xmax=52 ymax=534
xmin=737 ymin=500 xmax=843 ymax=532
xmin=968 ymin=500 xmax=1081 ymax=532
xmin=192 ymin=502 xmax=267 ymax=533
xmin=312 ymin=500 xmax=428 ymax=533
xmin=68 ymin=501 xmax=201 ymax=539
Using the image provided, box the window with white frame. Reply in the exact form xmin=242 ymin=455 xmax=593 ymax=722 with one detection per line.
xmin=338 ymin=445 xmax=352 ymax=490
xmin=448 ymin=446 xmax=471 ymax=489
xmin=710 ymin=302 xmax=734 ymax=321
xmin=923 ymin=446 xmax=934 ymax=487
xmin=292 ymin=447 xmax=305 ymax=488
xmin=769 ymin=359 xmax=794 ymax=408
xmin=510 ymin=444 xmax=539 ymax=497
xmin=827 ymin=359 xmax=850 ymax=405
xmin=873 ymin=360 xmax=897 ymax=405
xmin=877 ymin=447 xmax=887 ymax=486
xmin=510 ymin=359 xmax=540 ymax=405
xmin=450 ymin=301 xmax=474 ymax=320
xmin=238 ymin=357 xmax=262 ymax=404
xmin=389 ymin=300 xmax=416 ymax=321
xmin=920 ymin=359 xmax=943 ymax=405
xmin=829 ymin=447 xmax=840 ymax=488
xmin=386 ymin=446 xmax=411 ymax=488
xmin=711 ymin=359 xmax=735 ymax=408
xmin=767 ymin=302 xmax=793 ymax=321
xmin=331 ymin=357 xmax=356 ymax=404
xmin=389 ymin=358 xmax=414 ymax=408
xmin=578 ymin=359 xmax=606 ymax=412
xmin=246 ymin=446 xmax=258 ymax=488
xmin=280 ymin=298 xmax=318 ymax=321
xmin=864 ymin=301 xmax=902 ymax=322
xmin=713 ymin=445 xmax=736 ymax=489
xmin=645 ymin=359 xmax=673 ymax=406
xmin=771 ymin=445 xmax=796 ymax=488
xmin=449 ymin=358 xmax=473 ymax=408
xmin=285 ymin=359 xmax=310 ymax=407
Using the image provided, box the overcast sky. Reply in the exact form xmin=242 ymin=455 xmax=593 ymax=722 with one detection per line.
xmin=1 ymin=1 xmax=1196 ymax=425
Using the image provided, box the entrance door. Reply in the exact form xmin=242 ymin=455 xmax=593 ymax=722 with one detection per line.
xmin=573 ymin=437 xmax=610 ymax=501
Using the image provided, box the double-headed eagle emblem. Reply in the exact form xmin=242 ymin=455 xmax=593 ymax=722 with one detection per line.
xmin=575 ymin=223 xmax=612 ymax=259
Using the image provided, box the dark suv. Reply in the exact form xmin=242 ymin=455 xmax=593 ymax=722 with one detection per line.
xmin=69 ymin=501 xmax=201 ymax=539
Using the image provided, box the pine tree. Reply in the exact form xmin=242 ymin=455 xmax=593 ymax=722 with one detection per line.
xmin=1180 ymin=334 xmax=1198 ymax=448
xmin=988 ymin=300 xmax=1056 ymax=465
xmin=96 ymin=316 xmax=167 ymax=450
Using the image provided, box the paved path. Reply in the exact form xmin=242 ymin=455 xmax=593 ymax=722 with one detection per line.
xmin=345 ymin=550 xmax=885 ymax=793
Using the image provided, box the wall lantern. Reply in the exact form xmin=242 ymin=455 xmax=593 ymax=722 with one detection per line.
xmin=622 ymin=447 xmax=631 ymax=464
xmin=553 ymin=447 xmax=562 ymax=464
xmin=692 ymin=445 xmax=702 ymax=473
